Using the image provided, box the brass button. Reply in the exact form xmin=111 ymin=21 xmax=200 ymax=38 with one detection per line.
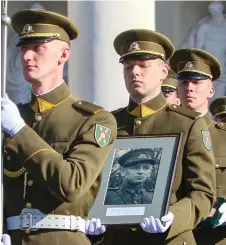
xmin=35 ymin=114 xmax=42 ymax=122
xmin=216 ymin=164 xmax=219 ymax=168
xmin=27 ymin=180 xmax=34 ymax=187
xmin=77 ymin=101 xmax=82 ymax=104
xmin=183 ymin=242 xmax=186 ymax=245
xmin=135 ymin=120 xmax=142 ymax=126
xmin=6 ymin=156 xmax=11 ymax=161
xmin=24 ymin=230 xmax=31 ymax=235
xmin=26 ymin=202 xmax=32 ymax=208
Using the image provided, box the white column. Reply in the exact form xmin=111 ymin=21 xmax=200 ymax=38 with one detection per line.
xmin=68 ymin=0 xmax=155 ymax=111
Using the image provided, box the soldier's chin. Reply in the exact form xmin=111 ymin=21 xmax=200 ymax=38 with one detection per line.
xmin=23 ymin=73 xmax=37 ymax=84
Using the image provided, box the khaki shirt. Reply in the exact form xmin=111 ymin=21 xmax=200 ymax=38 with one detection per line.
xmin=101 ymin=93 xmax=216 ymax=245
xmin=3 ymin=82 xmax=117 ymax=245
xmin=194 ymin=113 xmax=226 ymax=245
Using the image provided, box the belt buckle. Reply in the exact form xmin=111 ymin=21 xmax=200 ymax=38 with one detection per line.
xmin=20 ymin=212 xmax=33 ymax=231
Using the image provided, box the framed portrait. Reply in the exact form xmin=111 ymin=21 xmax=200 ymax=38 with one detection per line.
xmin=88 ymin=134 xmax=182 ymax=227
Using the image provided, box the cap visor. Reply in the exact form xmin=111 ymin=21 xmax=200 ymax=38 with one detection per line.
xmin=16 ymin=37 xmax=57 ymax=47
xmin=177 ymin=72 xmax=210 ymax=80
xmin=120 ymin=53 xmax=163 ymax=63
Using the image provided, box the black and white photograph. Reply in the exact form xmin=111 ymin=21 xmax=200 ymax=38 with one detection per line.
xmin=104 ymin=148 xmax=162 ymax=205
xmin=88 ymin=134 xmax=182 ymax=226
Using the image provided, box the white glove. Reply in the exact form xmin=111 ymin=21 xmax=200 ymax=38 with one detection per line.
xmin=1 ymin=98 xmax=26 ymax=137
xmin=218 ymin=203 xmax=226 ymax=226
xmin=140 ymin=212 xmax=174 ymax=233
xmin=85 ymin=218 xmax=106 ymax=235
xmin=1 ymin=234 xmax=11 ymax=245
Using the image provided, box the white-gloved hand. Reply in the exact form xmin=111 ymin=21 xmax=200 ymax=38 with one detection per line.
xmin=1 ymin=234 xmax=11 ymax=245
xmin=85 ymin=218 xmax=106 ymax=235
xmin=218 ymin=203 xmax=226 ymax=226
xmin=140 ymin=212 xmax=174 ymax=233
xmin=1 ymin=98 xmax=26 ymax=137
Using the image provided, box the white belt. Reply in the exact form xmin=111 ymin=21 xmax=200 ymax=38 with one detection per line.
xmin=7 ymin=208 xmax=86 ymax=233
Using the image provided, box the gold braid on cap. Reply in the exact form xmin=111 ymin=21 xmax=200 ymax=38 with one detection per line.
xmin=20 ymin=33 xmax=60 ymax=39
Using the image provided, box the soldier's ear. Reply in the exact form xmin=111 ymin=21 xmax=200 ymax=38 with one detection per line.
xmin=208 ymin=82 xmax=215 ymax=99
xmin=59 ymin=42 xmax=70 ymax=65
xmin=162 ymin=63 xmax=169 ymax=80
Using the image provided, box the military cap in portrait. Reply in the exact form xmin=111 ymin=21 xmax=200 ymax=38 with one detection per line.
xmin=118 ymin=149 xmax=156 ymax=168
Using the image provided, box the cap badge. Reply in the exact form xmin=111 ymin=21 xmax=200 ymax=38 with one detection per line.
xmin=184 ymin=61 xmax=193 ymax=70
xmin=138 ymin=153 xmax=147 ymax=159
xmin=128 ymin=42 xmax=141 ymax=52
xmin=21 ymin=24 xmax=34 ymax=35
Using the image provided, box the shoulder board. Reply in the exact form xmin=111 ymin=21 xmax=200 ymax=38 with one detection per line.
xmin=168 ymin=104 xmax=199 ymax=120
xmin=215 ymin=122 xmax=226 ymax=131
xmin=72 ymin=101 xmax=104 ymax=114
xmin=111 ymin=107 xmax=124 ymax=114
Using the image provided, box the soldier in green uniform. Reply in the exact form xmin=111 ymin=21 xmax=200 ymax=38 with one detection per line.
xmin=105 ymin=149 xmax=155 ymax=205
xmin=1 ymin=9 xmax=117 ymax=245
xmin=210 ymin=97 xmax=226 ymax=123
xmin=170 ymin=48 xmax=226 ymax=245
xmin=90 ymin=29 xmax=216 ymax=245
xmin=161 ymin=68 xmax=180 ymax=105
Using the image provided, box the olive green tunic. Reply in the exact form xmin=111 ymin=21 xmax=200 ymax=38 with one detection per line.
xmin=3 ymin=82 xmax=117 ymax=245
xmin=194 ymin=113 xmax=226 ymax=245
xmin=100 ymin=93 xmax=216 ymax=245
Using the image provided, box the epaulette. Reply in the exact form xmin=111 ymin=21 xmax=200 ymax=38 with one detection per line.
xmin=111 ymin=107 xmax=124 ymax=114
xmin=215 ymin=122 xmax=226 ymax=131
xmin=72 ymin=100 xmax=104 ymax=114
xmin=168 ymin=104 xmax=199 ymax=120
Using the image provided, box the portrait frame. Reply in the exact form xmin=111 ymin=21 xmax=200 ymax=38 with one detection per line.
xmin=88 ymin=134 xmax=183 ymax=228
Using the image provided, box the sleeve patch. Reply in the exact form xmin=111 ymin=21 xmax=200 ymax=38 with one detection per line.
xmin=201 ymin=130 xmax=212 ymax=151
xmin=95 ymin=124 xmax=111 ymax=147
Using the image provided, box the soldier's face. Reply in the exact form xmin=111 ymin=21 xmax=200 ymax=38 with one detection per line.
xmin=177 ymin=79 xmax=214 ymax=112
xmin=123 ymin=162 xmax=152 ymax=185
xmin=123 ymin=59 xmax=168 ymax=102
xmin=162 ymin=91 xmax=180 ymax=105
xmin=20 ymin=40 xmax=69 ymax=84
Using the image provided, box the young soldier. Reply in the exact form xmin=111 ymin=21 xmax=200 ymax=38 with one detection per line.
xmin=1 ymin=9 xmax=117 ymax=245
xmin=161 ymin=68 xmax=180 ymax=105
xmin=87 ymin=29 xmax=216 ymax=245
xmin=170 ymin=48 xmax=226 ymax=245
xmin=210 ymin=97 xmax=226 ymax=123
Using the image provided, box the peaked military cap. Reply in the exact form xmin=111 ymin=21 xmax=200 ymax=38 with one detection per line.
xmin=11 ymin=9 xmax=79 ymax=46
xmin=209 ymin=97 xmax=226 ymax=117
xmin=169 ymin=48 xmax=222 ymax=81
xmin=118 ymin=149 xmax=156 ymax=168
xmin=161 ymin=68 xmax=178 ymax=92
xmin=114 ymin=29 xmax=174 ymax=62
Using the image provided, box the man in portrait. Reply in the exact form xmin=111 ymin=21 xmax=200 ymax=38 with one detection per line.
xmin=104 ymin=149 xmax=156 ymax=205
